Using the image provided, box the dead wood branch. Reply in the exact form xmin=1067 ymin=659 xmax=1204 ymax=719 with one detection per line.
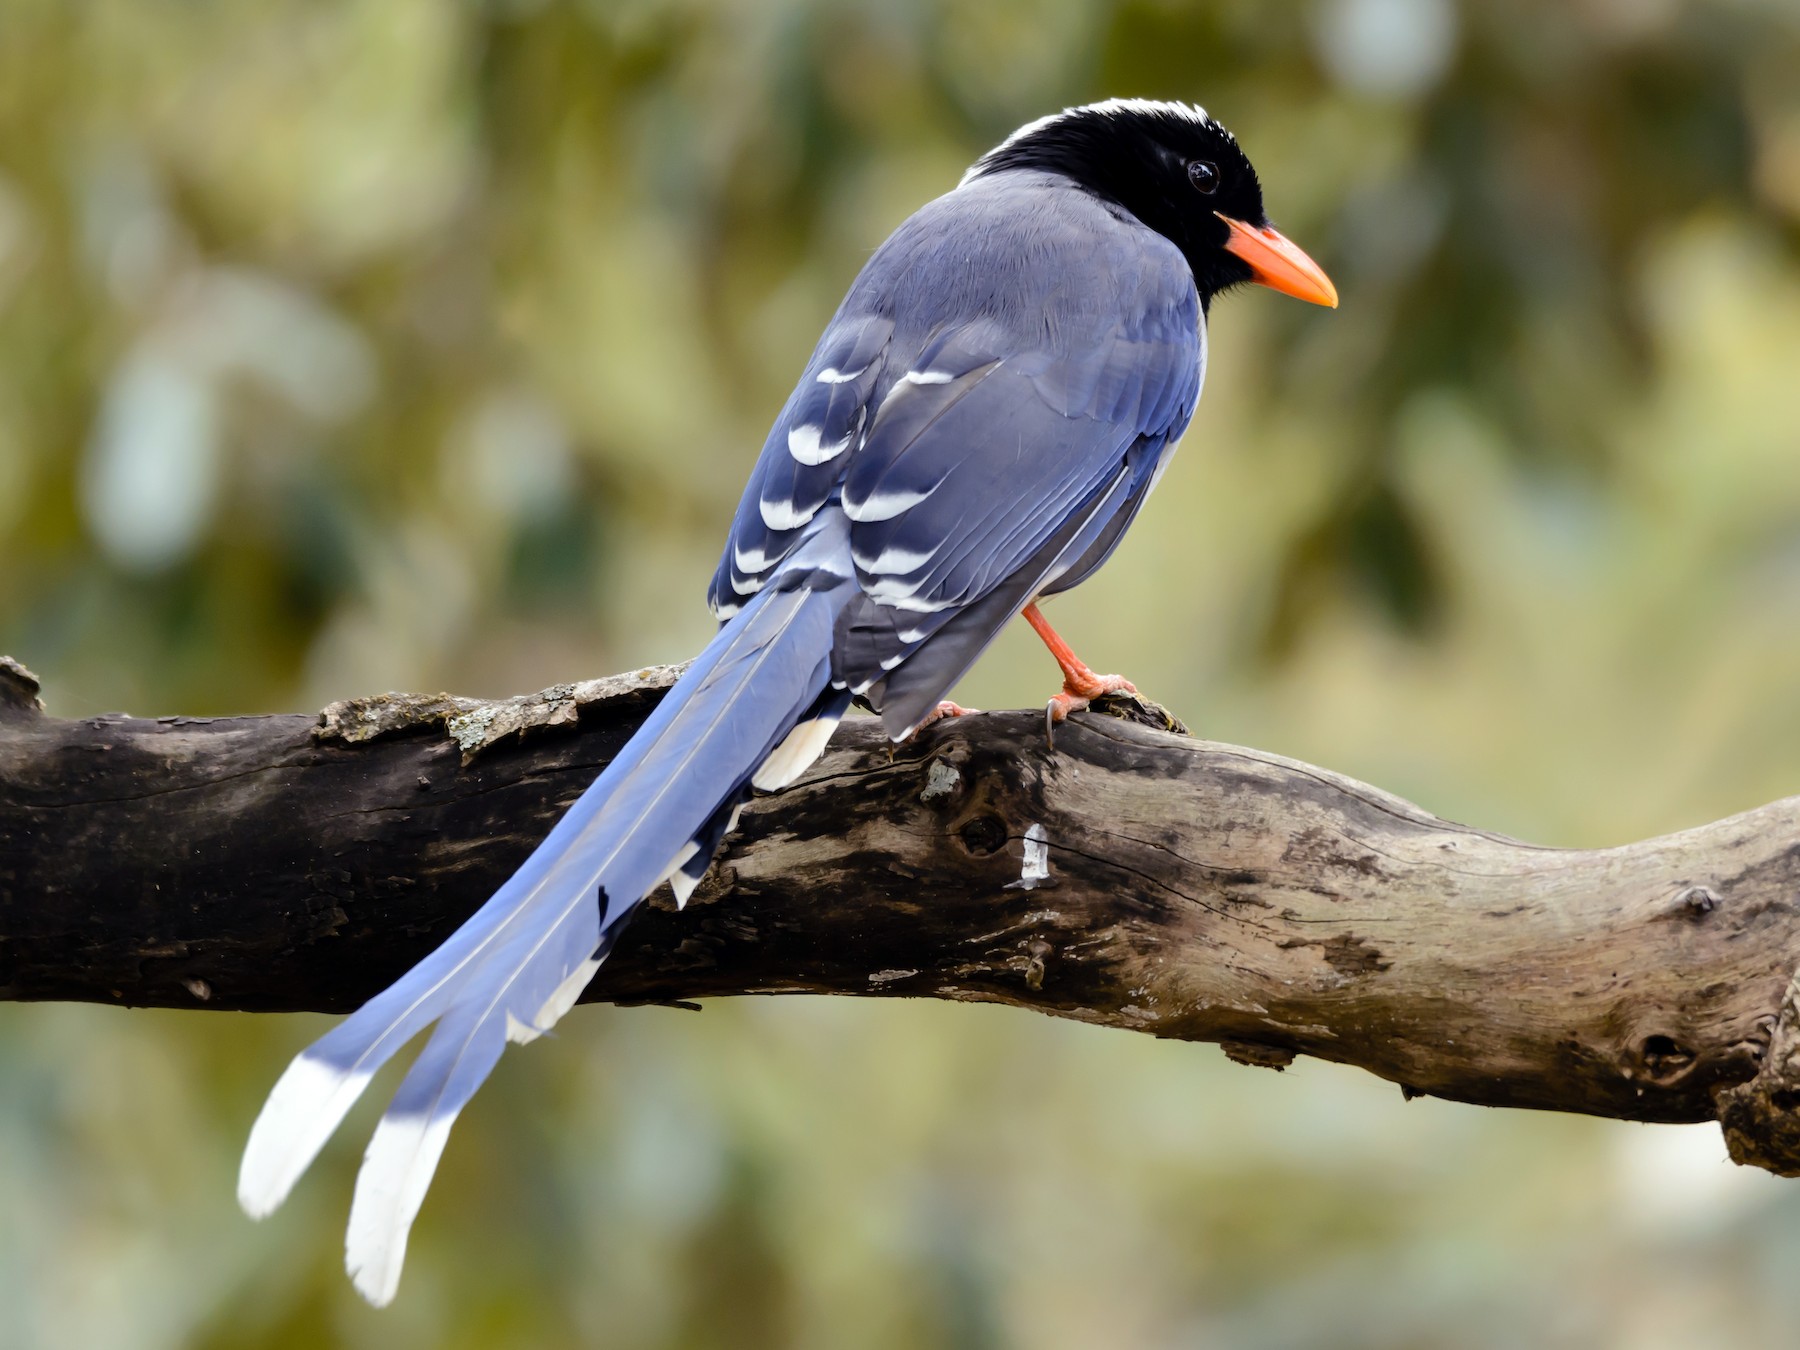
xmin=4 ymin=654 xmax=1800 ymax=1173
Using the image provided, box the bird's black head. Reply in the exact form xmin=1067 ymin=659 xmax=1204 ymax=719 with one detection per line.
xmin=965 ymin=99 xmax=1336 ymax=312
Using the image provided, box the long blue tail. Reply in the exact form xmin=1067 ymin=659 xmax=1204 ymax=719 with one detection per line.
xmin=238 ymin=569 xmax=851 ymax=1304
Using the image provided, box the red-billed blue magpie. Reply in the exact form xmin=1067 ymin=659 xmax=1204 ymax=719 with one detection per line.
xmin=238 ymin=98 xmax=1336 ymax=1305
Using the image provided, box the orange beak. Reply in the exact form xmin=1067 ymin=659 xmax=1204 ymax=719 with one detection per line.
xmin=1218 ymin=214 xmax=1338 ymax=308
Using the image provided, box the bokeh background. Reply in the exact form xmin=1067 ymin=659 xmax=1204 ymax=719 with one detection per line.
xmin=5 ymin=0 xmax=1800 ymax=1345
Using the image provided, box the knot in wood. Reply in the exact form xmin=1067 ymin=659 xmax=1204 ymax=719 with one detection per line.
xmin=1639 ymin=1033 xmax=1695 ymax=1082
xmin=0 ymin=656 xmax=43 ymax=719
xmin=958 ymin=814 xmax=1008 ymax=856
xmin=1220 ymin=1040 xmax=1298 ymax=1071
xmin=1675 ymin=884 xmax=1721 ymax=916
xmin=1717 ymin=969 xmax=1800 ymax=1176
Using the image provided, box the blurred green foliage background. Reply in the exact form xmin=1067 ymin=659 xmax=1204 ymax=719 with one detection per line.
xmin=5 ymin=0 xmax=1800 ymax=1345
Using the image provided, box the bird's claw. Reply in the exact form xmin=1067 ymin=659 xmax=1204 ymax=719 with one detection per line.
xmin=907 ymin=700 xmax=977 ymax=739
xmin=1043 ymin=673 xmax=1136 ymax=748
xmin=1064 ymin=670 xmax=1137 ymax=703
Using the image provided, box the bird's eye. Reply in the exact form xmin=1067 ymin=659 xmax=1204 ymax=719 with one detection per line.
xmin=1187 ymin=160 xmax=1219 ymax=194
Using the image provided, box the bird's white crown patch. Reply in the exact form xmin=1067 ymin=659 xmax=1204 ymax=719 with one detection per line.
xmin=961 ymin=99 xmax=1214 ymax=186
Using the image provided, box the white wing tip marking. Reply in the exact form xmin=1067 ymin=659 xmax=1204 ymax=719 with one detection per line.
xmin=842 ymin=483 xmax=936 ymax=524
xmin=862 ymin=576 xmax=952 ymax=612
xmin=816 ymin=364 xmax=867 ymax=384
xmin=853 ymin=542 xmax=938 ymax=576
xmin=787 ymin=424 xmax=852 ymax=466
xmin=346 ymin=1110 xmax=459 ymax=1307
xmin=901 ymin=369 xmax=954 ymax=385
xmin=758 ymin=495 xmax=819 ymax=532
xmin=238 ymin=1053 xmax=376 ymax=1220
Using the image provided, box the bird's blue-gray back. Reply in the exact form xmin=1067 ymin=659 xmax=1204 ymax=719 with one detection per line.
xmin=709 ymin=169 xmax=1205 ymax=733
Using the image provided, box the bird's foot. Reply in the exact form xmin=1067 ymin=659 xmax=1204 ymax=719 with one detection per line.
xmin=1044 ymin=671 xmax=1136 ymax=746
xmin=910 ymin=700 xmax=977 ymax=736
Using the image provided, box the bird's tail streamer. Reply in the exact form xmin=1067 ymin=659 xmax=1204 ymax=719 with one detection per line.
xmin=238 ymin=568 xmax=851 ymax=1305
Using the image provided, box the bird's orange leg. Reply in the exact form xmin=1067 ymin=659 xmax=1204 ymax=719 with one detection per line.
xmin=1021 ymin=602 xmax=1136 ymax=734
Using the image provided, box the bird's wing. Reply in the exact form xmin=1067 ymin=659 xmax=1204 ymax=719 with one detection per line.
xmin=838 ymin=287 xmax=1200 ymax=733
xmin=707 ymin=314 xmax=894 ymax=618
xmin=707 ymin=186 xmax=1202 ymax=736
xmin=709 ymin=246 xmax=1202 ymax=734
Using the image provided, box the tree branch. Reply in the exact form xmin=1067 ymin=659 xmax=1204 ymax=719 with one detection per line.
xmin=5 ymin=653 xmax=1800 ymax=1175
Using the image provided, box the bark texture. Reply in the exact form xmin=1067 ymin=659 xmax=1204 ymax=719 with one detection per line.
xmin=5 ymin=654 xmax=1800 ymax=1174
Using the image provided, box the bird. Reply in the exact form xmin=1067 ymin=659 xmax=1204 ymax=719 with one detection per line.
xmin=236 ymin=97 xmax=1337 ymax=1306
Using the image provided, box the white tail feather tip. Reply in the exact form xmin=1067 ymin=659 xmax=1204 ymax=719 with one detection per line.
xmin=751 ymin=713 xmax=841 ymax=791
xmin=532 ymin=956 xmax=603 ymax=1031
xmin=660 ymin=839 xmax=704 ymax=908
xmin=346 ymin=1110 xmax=458 ymax=1307
xmin=238 ymin=1054 xmax=376 ymax=1220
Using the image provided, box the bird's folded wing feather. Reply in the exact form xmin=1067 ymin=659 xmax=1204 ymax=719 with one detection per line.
xmin=705 ymin=210 xmax=1203 ymax=729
